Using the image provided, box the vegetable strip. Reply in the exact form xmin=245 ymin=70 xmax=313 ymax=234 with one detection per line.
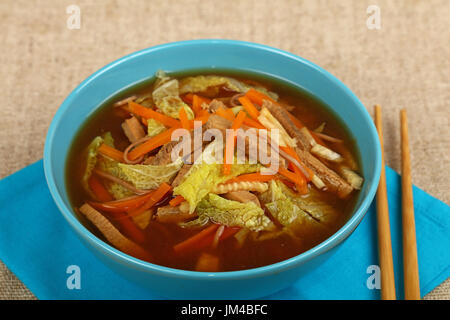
xmin=127 ymin=182 xmax=172 ymax=217
xmin=169 ymin=195 xmax=185 ymax=207
xmin=179 ymin=107 xmax=191 ymax=130
xmin=127 ymin=127 xmax=177 ymax=160
xmin=238 ymin=96 xmax=260 ymax=119
xmin=128 ymin=101 xmax=181 ymax=128
xmin=245 ymin=88 xmax=277 ymax=106
xmin=98 ymin=143 xmax=124 ymax=162
xmin=173 ymin=224 xmax=220 ymax=253
xmin=88 ymin=175 xmax=114 ymax=202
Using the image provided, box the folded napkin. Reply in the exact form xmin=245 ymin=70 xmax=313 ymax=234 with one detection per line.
xmin=0 ymin=160 xmax=449 ymax=300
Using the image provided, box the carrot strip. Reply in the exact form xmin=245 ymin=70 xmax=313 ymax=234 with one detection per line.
xmin=192 ymin=95 xmax=211 ymax=115
xmin=105 ymin=210 xmax=147 ymax=244
xmin=231 ymin=111 xmax=247 ymax=130
xmin=224 ymin=173 xmax=277 ymax=184
xmin=169 ymin=195 xmax=185 ymax=207
xmin=223 ymin=128 xmax=235 ymax=175
xmin=179 ymin=107 xmax=191 ymax=130
xmin=278 ymin=167 xmax=307 ymax=186
xmin=88 ymin=192 xmax=154 ymax=213
xmin=194 ymin=114 xmax=210 ymax=125
xmin=128 ymin=101 xmax=181 ymax=128
xmin=245 ymin=88 xmax=277 ymax=106
xmin=280 ymin=145 xmax=314 ymax=181
xmin=98 ymin=144 xmax=124 ymax=162
xmin=243 ymin=117 xmax=266 ymax=129
xmin=173 ymin=224 xmax=220 ymax=253
xmin=288 ymin=162 xmax=308 ymax=195
xmin=238 ymin=96 xmax=260 ymax=119
xmin=181 ymin=93 xmax=194 ymax=104
xmin=198 ymin=227 xmax=240 ymax=250
xmin=215 ymin=106 xmax=235 ymax=122
xmin=127 ymin=127 xmax=176 ymax=160
xmin=127 ymin=183 xmax=172 ymax=217
xmin=88 ymin=175 xmax=113 ymax=202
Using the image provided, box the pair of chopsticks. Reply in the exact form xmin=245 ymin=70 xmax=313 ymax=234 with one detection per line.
xmin=374 ymin=105 xmax=420 ymax=300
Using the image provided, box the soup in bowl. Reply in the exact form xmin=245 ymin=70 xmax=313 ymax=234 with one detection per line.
xmin=44 ymin=40 xmax=381 ymax=299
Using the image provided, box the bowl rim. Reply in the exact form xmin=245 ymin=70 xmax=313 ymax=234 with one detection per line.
xmin=44 ymin=39 xmax=381 ymax=280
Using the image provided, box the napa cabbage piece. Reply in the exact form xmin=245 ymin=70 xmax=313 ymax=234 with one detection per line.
xmin=260 ymin=180 xmax=339 ymax=226
xmin=81 ymin=136 xmax=104 ymax=199
xmin=152 ymin=71 xmax=194 ymax=120
xmin=195 ymin=194 xmax=272 ymax=231
xmin=146 ymin=118 xmax=166 ymax=137
xmin=80 ymin=132 xmax=133 ymax=200
xmin=173 ymin=162 xmax=260 ymax=213
xmin=117 ymin=158 xmax=183 ymax=190
xmin=178 ymin=75 xmax=279 ymax=100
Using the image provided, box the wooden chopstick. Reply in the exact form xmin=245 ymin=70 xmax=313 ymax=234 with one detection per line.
xmin=374 ymin=105 xmax=397 ymax=300
xmin=400 ymin=109 xmax=421 ymax=300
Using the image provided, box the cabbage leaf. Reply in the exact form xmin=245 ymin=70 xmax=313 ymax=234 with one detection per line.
xmin=195 ymin=194 xmax=272 ymax=231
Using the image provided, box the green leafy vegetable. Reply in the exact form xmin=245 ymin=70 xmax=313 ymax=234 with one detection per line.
xmin=178 ymin=75 xmax=279 ymax=100
xmin=194 ymin=194 xmax=271 ymax=231
xmin=118 ymin=158 xmax=183 ymax=190
xmin=146 ymin=118 xmax=166 ymax=137
xmin=152 ymin=73 xmax=194 ymax=120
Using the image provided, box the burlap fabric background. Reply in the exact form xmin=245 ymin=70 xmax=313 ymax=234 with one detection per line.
xmin=0 ymin=0 xmax=448 ymax=300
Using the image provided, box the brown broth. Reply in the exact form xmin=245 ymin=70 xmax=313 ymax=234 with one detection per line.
xmin=66 ymin=70 xmax=361 ymax=272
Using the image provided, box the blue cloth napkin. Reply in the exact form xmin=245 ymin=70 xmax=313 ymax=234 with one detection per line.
xmin=0 ymin=160 xmax=449 ymax=300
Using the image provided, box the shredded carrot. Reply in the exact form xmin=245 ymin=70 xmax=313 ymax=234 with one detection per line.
xmin=199 ymin=227 xmax=240 ymax=250
xmin=288 ymin=162 xmax=308 ymax=195
xmin=194 ymin=113 xmax=210 ymax=125
xmin=88 ymin=192 xmax=154 ymax=213
xmin=224 ymin=173 xmax=277 ymax=184
xmin=245 ymin=88 xmax=277 ymax=106
xmin=238 ymin=96 xmax=260 ymax=120
xmin=88 ymin=175 xmax=113 ymax=202
xmin=280 ymin=145 xmax=314 ymax=181
xmin=181 ymin=93 xmax=194 ymax=104
xmin=127 ymin=127 xmax=176 ymax=160
xmin=192 ymin=95 xmax=211 ymax=115
xmin=278 ymin=167 xmax=307 ymax=187
xmin=127 ymin=183 xmax=172 ymax=217
xmin=173 ymin=224 xmax=219 ymax=253
xmin=169 ymin=195 xmax=185 ymax=207
xmin=105 ymin=210 xmax=147 ymax=244
xmin=179 ymin=107 xmax=191 ymax=130
xmin=223 ymin=129 xmax=234 ymax=175
xmin=215 ymin=106 xmax=235 ymax=122
xmin=98 ymin=144 xmax=124 ymax=162
xmin=231 ymin=111 xmax=247 ymax=130
xmin=141 ymin=117 xmax=148 ymax=127
xmin=128 ymin=101 xmax=181 ymax=128
xmin=243 ymin=117 xmax=266 ymax=129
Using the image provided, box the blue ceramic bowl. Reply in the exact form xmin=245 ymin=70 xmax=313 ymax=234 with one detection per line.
xmin=44 ymin=40 xmax=381 ymax=299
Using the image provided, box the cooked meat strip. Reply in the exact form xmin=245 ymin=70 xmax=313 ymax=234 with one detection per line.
xmin=79 ymin=203 xmax=151 ymax=261
xmin=207 ymin=99 xmax=228 ymax=113
xmin=172 ymin=164 xmax=192 ymax=187
xmin=122 ymin=116 xmax=146 ymax=143
xmin=223 ymin=191 xmax=261 ymax=207
xmin=155 ymin=205 xmax=197 ymax=223
xmin=296 ymin=147 xmax=353 ymax=198
xmin=262 ymin=100 xmax=311 ymax=150
xmin=262 ymin=101 xmax=353 ymax=198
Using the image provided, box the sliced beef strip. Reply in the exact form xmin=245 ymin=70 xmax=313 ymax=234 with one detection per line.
xmin=262 ymin=101 xmax=353 ymax=198
xmin=149 ymin=116 xmax=231 ymax=166
xmin=172 ymin=164 xmax=192 ymax=187
xmin=223 ymin=191 xmax=261 ymax=207
xmin=121 ymin=116 xmax=146 ymax=143
xmin=207 ymin=99 xmax=228 ymax=113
